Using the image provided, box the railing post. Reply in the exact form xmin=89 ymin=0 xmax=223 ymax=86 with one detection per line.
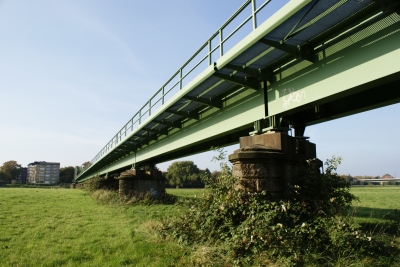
xmin=208 ymin=40 xmax=211 ymax=65
xmin=179 ymin=69 xmax=183 ymax=89
xmin=162 ymin=87 xmax=165 ymax=105
xmin=252 ymin=0 xmax=257 ymax=30
xmin=149 ymin=100 xmax=151 ymax=116
xmin=219 ymin=29 xmax=223 ymax=57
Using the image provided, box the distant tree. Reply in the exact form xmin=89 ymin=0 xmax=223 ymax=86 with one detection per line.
xmin=166 ymin=161 xmax=205 ymax=188
xmin=340 ymin=174 xmax=353 ymax=183
xmin=82 ymin=161 xmax=91 ymax=169
xmin=59 ymin=166 xmax=75 ymax=183
xmin=202 ymin=168 xmax=211 ymax=177
xmin=211 ymin=170 xmax=221 ymax=180
xmin=0 ymin=170 xmax=10 ymax=183
xmin=1 ymin=160 xmax=21 ymax=182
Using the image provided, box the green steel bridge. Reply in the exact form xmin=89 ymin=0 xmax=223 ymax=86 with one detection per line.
xmin=75 ymin=0 xmax=400 ymax=182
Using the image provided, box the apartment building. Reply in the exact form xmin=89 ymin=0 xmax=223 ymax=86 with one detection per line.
xmin=27 ymin=161 xmax=60 ymax=185
xmin=16 ymin=167 xmax=28 ymax=184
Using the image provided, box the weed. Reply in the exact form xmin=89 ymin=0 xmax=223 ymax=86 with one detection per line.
xmin=163 ymin=155 xmax=400 ymax=266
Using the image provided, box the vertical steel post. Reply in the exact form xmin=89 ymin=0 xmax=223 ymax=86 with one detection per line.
xmin=219 ymin=29 xmax=223 ymax=57
xmin=251 ymin=0 xmax=257 ymax=29
xmin=162 ymin=87 xmax=165 ymax=105
xmin=179 ymin=69 xmax=183 ymax=89
xmin=208 ymin=40 xmax=211 ymax=65
xmin=149 ymin=100 xmax=151 ymax=116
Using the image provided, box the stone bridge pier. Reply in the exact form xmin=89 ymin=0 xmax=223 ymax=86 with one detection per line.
xmin=98 ymin=176 xmax=119 ymax=191
xmin=117 ymin=169 xmax=166 ymax=199
xmin=228 ymin=131 xmax=321 ymax=199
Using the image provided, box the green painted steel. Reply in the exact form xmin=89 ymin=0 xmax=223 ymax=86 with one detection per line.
xmin=89 ymin=90 xmax=265 ymax=181
xmin=75 ymin=0 xmax=310 ymax=182
xmin=75 ymin=0 xmax=400 ymax=182
xmin=268 ymin=17 xmax=400 ymax=119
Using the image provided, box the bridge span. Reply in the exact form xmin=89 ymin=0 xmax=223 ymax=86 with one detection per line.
xmin=75 ymin=0 xmax=400 ymax=183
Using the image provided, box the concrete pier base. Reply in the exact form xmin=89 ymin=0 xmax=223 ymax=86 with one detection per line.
xmin=117 ymin=169 xmax=166 ymax=198
xmin=228 ymin=132 xmax=320 ymax=199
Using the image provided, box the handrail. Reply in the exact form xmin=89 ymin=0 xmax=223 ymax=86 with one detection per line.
xmin=78 ymin=0 xmax=285 ymax=175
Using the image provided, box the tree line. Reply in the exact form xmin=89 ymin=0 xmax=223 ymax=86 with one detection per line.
xmin=0 ymin=160 xmax=21 ymax=182
xmin=164 ymin=161 xmax=220 ymax=188
xmin=0 ymin=160 xmax=75 ymax=184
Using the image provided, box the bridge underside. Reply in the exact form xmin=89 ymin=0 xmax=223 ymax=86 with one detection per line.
xmin=76 ymin=0 xmax=400 ymax=182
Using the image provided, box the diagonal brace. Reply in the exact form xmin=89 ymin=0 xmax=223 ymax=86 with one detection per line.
xmin=212 ymin=72 xmax=261 ymax=90
xmin=259 ymin=39 xmax=314 ymax=62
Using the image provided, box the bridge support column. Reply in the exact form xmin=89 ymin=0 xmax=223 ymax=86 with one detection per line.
xmin=117 ymin=169 xmax=166 ymax=199
xmin=98 ymin=176 xmax=119 ymax=191
xmin=228 ymin=132 xmax=320 ymax=199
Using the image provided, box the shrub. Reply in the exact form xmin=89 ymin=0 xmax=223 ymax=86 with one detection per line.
xmin=162 ymin=156 xmax=400 ymax=266
xmin=82 ymin=175 xmax=103 ymax=191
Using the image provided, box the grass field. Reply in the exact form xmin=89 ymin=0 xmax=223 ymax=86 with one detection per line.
xmin=0 ymin=186 xmax=399 ymax=266
xmin=351 ymin=186 xmax=400 ymax=232
xmin=0 ymin=188 xmax=188 ymax=267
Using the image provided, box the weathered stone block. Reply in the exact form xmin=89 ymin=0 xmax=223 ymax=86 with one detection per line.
xmin=117 ymin=169 xmax=166 ymax=198
xmin=229 ymin=133 xmax=318 ymax=200
xmin=240 ymin=132 xmax=296 ymax=154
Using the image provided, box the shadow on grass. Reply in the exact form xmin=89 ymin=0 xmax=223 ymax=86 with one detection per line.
xmin=353 ymin=206 xmax=400 ymax=234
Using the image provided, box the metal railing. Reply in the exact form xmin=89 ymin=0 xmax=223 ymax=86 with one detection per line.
xmin=79 ymin=0 xmax=287 ymax=175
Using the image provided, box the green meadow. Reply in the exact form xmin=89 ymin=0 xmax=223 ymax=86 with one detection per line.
xmin=0 ymin=186 xmax=398 ymax=266
xmin=351 ymin=186 xmax=400 ymax=232
xmin=0 ymin=188 xmax=187 ymax=267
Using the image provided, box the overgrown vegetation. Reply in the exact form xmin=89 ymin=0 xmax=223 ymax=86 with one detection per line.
xmin=162 ymin=155 xmax=400 ymax=266
xmin=82 ymin=175 xmax=178 ymax=205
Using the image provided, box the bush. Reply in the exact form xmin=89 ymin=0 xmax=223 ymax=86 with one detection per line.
xmin=162 ymin=156 xmax=400 ymax=266
xmin=82 ymin=175 xmax=103 ymax=191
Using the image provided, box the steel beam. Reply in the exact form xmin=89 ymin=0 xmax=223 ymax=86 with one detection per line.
xmin=182 ymin=95 xmax=222 ymax=109
xmin=167 ymin=110 xmax=199 ymax=120
xmin=212 ymin=72 xmax=261 ymax=90
xmin=153 ymin=119 xmax=182 ymax=129
xmin=258 ymin=39 xmax=314 ymax=62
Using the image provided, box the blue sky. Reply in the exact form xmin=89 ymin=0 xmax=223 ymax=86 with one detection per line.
xmin=0 ymin=0 xmax=399 ymax=177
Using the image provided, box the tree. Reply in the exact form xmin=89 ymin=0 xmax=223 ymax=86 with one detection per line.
xmin=166 ymin=161 xmax=205 ymax=188
xmin=1 ymin=160 xmax=21 ymax=183
xmin=210 ymin=170 xmax=221 ymax=180
xmin=59 ymin=166 xmax=75 ymax=183
xmin=82 ymin=161 xmax=91 ymax=168
xmin=0 ymin=170 xmax=10 ymax=183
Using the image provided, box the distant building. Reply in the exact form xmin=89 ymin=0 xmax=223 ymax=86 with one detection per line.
xmin=16 ymin=167 xmax=27 ymax=184
xmin=381 ymin=174 xmax=393 ymax=179
xmin=27 ymin=162 xmax=60 ymax=185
